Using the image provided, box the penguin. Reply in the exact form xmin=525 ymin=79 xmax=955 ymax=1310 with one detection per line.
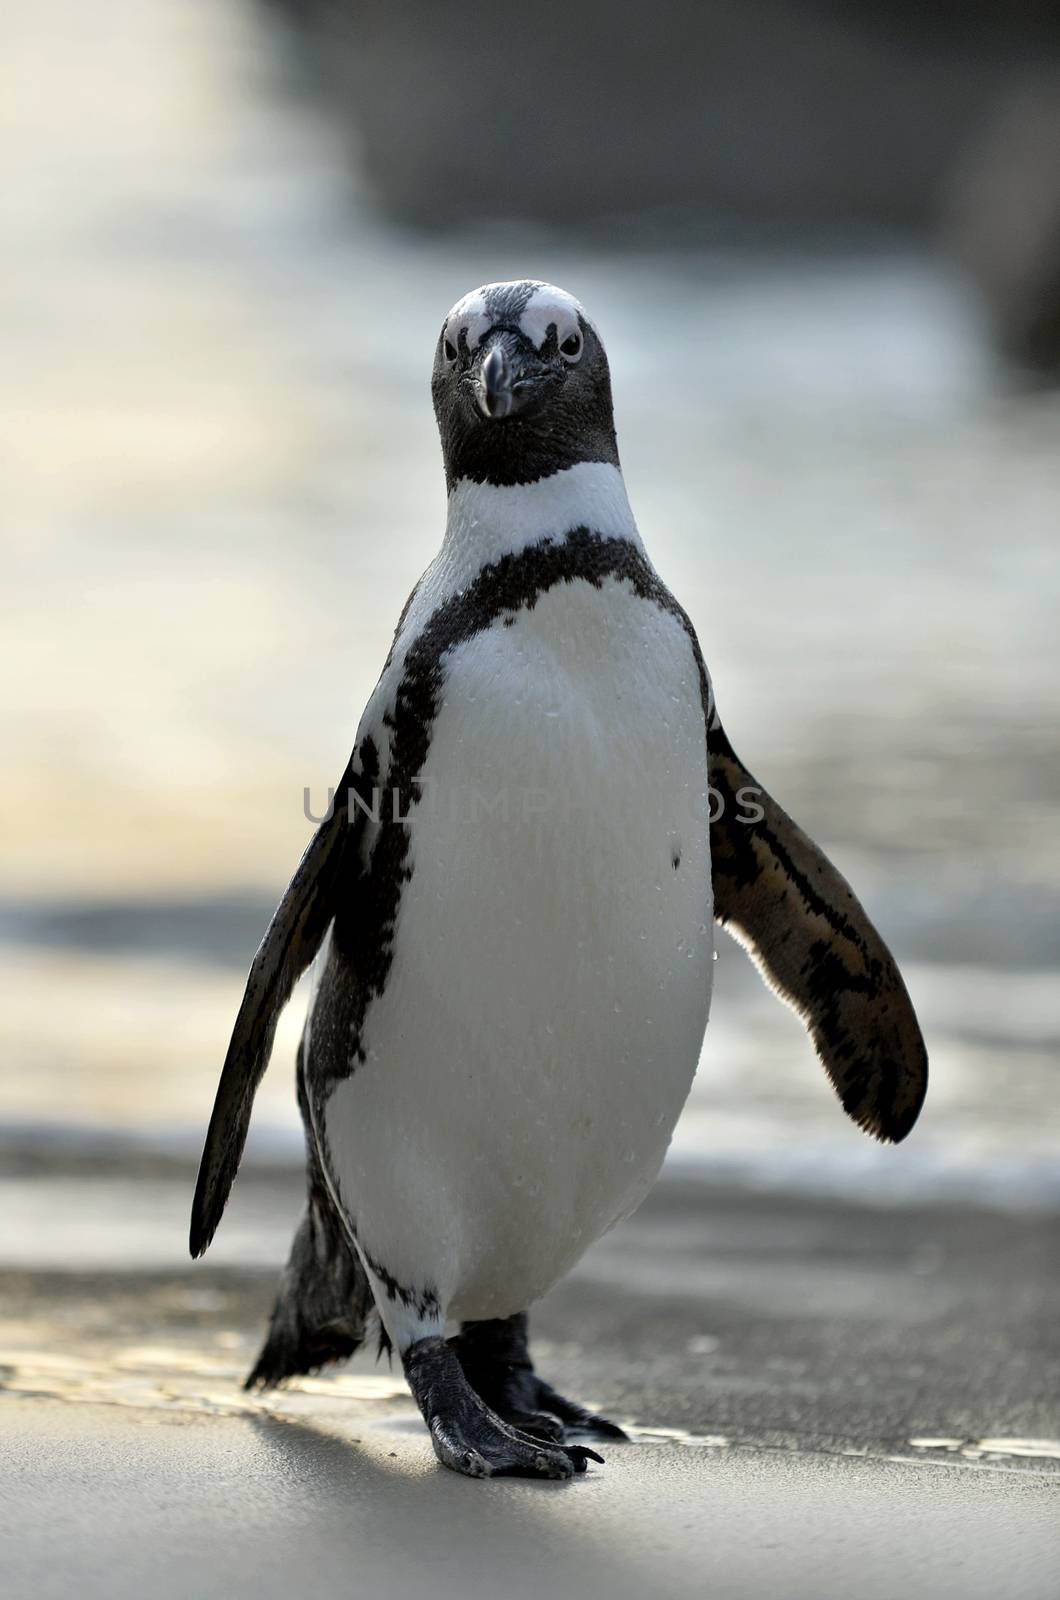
xmin=190 ymin=279 xmax=928 ymax=1480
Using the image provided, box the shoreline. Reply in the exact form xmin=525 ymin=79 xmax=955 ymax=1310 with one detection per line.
xmin=5 ymin=1175 xmax=1057 ymax=1469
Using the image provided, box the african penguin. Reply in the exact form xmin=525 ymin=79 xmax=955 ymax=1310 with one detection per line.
xmin=191 ymin=279 xmax=928 ymax=1480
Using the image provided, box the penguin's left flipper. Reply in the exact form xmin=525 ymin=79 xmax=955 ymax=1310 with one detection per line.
xmin=189 ymin=760 xmax=356 ymax=1259
xmin=708 ymin=717 xmax=928 ymax=1142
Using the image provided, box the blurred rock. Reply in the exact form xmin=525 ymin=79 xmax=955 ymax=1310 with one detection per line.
xmin=260 ymin=0 xmax=1059 ymax=235
xmin=943 ymin=73 xmax=1060 ymax=379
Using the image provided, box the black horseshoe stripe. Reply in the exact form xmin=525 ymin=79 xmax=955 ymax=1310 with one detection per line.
xmin=309 ymin=530 xmax=683 ymax=1315
xmin=310 ymin=530 xmax=696 ymax=1109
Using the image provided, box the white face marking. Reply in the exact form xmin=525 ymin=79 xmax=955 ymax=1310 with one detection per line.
xmin=442 ymin=288 xmax=491 ymax=357
xmin=442 ymin=280 xmax=594 ymax=359
xmin=518 ymin=284 xmax=586 ymax=356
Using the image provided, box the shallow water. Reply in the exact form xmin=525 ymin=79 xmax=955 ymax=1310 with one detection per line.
xmin=3 ymin=0 xmax=1059 ymax=1269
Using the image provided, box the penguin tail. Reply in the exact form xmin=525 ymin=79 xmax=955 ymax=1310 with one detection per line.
xmin=244 ymin=1195 xmax=374 ymax=1392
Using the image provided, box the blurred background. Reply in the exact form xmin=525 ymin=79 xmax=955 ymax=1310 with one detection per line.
xmin=3 ymin=0 xmax=1058 ymax=1283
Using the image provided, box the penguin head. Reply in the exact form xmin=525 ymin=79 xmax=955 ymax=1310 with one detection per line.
xmin=432 ymin=280 xmax=620 ymax=489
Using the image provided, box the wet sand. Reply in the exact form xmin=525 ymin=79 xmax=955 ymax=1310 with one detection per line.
xmin=5 ymin=1397 xmax=1058 ymax=1600
xmin=3 ymin=1177 xmax=1058 ymax=1599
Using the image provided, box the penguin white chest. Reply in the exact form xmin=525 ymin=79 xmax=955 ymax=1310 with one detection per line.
xmin=321 ymin=574 xmax=713 ymax=1328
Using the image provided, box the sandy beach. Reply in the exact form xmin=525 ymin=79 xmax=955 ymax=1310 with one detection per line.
xmin=6 ymin=1397 xmax=1057 ymax=1600
xmin=3 ymin=1176 xmax=1058 ymax=1598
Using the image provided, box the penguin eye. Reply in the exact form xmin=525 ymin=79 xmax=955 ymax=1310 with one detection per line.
xmin=559 ymin=329 xmax=583 ymax=362
xmin=443 ymin=336 xmax=458 ymax=363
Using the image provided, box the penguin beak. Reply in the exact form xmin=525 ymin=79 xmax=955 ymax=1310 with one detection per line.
xmin=473 ymin=332 xmax=553 ymax=420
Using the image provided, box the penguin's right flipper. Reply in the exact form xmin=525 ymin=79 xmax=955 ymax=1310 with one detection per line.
xmin=189 ymin=760 xmax=356 ymax=1259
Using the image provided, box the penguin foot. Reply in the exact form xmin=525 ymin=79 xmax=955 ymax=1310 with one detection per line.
xmin=403 ymin=1336 xmax=603 ymax=1480
xmin=495 ymin=1407 xmax=566 ymax=1444
xmin=450 ymin=1313 xmax=630 ymax=1444
xmin=526 ymin=1380 xmax=630 ymax=1442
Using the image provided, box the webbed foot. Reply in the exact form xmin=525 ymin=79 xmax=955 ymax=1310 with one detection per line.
xmin=450 ymin=1312 xmax=629 ymax=1444
xmin=403 ymin=1336 xmax=603 ymax=1480
xmin=529 ymin=1379 xmax=629 ymax=1441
